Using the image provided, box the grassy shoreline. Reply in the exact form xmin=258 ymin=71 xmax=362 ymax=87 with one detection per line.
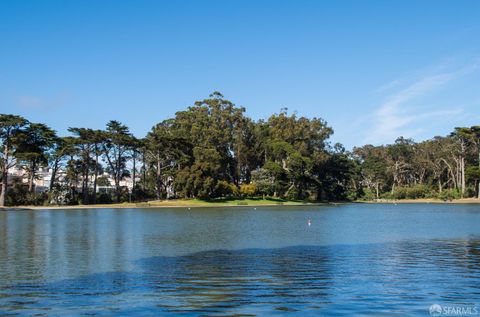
xmin=4 ymin=198 xmax=326 ymax=210
xmin=3 ymin=197 xmax=480 ymax=210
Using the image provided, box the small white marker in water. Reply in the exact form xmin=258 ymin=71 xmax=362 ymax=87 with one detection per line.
xmin=307 ymin=218 xmax=312 ymax=226
xmin=254 ymin=207 xmax=257 ymax=210
xmin=188 ymin=207 xmax=191 ymax=210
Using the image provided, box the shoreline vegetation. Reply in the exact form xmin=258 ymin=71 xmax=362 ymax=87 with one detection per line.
xmin=363 ymin=198 xmax=480 ymax=204
xmin=6 ymin=198 xmax=319 ymax=210
xmin=2 ymin=197 xmax=480 ymax=211
xmin=2 ymin=93 xmax=480 ymax=208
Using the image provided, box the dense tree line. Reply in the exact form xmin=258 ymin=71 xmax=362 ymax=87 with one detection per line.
xmin=1 ymin=92 xmax=479 ymax=206
xmin=353 ymin=127 xmax=480 ymax=201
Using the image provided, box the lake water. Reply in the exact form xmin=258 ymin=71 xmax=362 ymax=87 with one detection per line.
xmin=0 ymin=203 xmax=479 ymax=316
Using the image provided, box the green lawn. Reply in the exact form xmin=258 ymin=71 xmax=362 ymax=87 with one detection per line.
xmin=141 ymin=197 xmax=310 ymax=207
xmin=18 ymin=197 xmax=317 ymax=209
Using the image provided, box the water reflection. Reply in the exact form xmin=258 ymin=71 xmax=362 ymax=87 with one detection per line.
xmin=0 ymin=240 xmax=479 ymax=316
xmin=1 ymin=205 xmax=480 ymax=316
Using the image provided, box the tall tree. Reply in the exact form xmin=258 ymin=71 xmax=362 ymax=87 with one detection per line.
xmin=90 ymin=130 xmax=105 ymax=204
xmin=0 ymin=115 xmax=28 ymax=206
xmin=68 ymin=128 xmax=96 ymax=204
xmin=102 ymin=121 xmax=133 ymax=202
xmin=17 ymin=123 xmax=57 ymax=193
xmin=48 ymin=136 xmax=76 ymax=190
xmin=146 ymin=120 xmax=180 ymax=199
xmin=452 ymin=128 xmax=470 ymax=198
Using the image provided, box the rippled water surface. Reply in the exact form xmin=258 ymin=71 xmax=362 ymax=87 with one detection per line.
xmin=1 ymin=203 xmax=480 ymax=316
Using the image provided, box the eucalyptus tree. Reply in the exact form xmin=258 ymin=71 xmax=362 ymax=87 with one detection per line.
xmin=353 ymin=145 xmax=390 ymax=200
xmin=466 ymin=166 xmax=480 ymax=198
xmin=0 ymin=114 xmax=28 ymax=206
xmin=262 ymin=110 xmax=333 ymax=199
xmin=144 ymin=119 xmax=187 ymax=199
xmin=172 ymin=92 xmax=247 ymax=198
xmin=386 ymin=137 xmax=415 ymax=193
xmin=451 ymin=128 xmax=470 ymax=197
xmin=313 ymin=143 xmax=356 ymax=201
xmin=470 ymin=126 xmax=480 ymax=168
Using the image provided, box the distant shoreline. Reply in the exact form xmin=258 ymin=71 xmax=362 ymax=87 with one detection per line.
xmin=1 ymin=198 xmax=328 ymax=210
xmin=360 ymin=198 xmax=480 ymax=204
xmin=2 ymin=198 xmax=480 ymax=210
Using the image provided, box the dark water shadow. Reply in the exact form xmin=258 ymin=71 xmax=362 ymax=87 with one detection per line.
xmin=1 ymin=240 xmax=480 ymax=316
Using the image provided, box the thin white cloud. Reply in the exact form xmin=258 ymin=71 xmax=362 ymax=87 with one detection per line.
xmin=364 ymin=60 xmax=479 ymax=145
xmin=17 ymin=96 xmax=43 ymax=108
xmin=15 ymin=92 xmax=71 ymax=110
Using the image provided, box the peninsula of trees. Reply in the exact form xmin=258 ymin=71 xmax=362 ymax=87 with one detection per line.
xmin=1 ymin=92 xmax=479 ymax=206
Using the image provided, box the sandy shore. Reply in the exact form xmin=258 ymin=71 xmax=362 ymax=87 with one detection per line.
xmin=363 ymin=198 xmax=480 ymax=204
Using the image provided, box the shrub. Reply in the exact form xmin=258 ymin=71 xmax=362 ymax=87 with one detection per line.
xmin=360 ymin=188 xmax=376 ymax=201
xmin=240 ymin=183 xmax=257 ymax=197
xmin=6 ymin=183 xmax=29 ymax=206
xmin=214 ymin=181 xmax=239 ymax=197
xmin=96 ymin=192 xmax=113 ymax=204
xmin=48 ymin=184 xmax=74 ymax=205
xmin=28 ymin=192 xmax=48 ymax=206
xmin=285 ymin=186 xmax=299 ymax=200
xmin=391 ymin=184 xmax=429 ymax=200
xmin=437 ymin=189 xmax=461 ymax=201
xmin=465 ymin=186 xmax=476 ymax=198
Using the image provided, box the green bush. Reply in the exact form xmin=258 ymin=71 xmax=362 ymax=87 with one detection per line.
xmin=214 ymin=181 xmax=239 ymax=197
xmin=360 ymin=188 xmax=376 ymax=201
xmin=465 ymin=186 xmax=476 ymax=198
xmin=28 ymin=192 xmax=48 ymax=206
xmin=437 ymin=189 xmax=461 ymax=201
xmin=285 ymin=186 xmax=299 ymax=200
xmin=48 ymin=184 xmax=74 ymax=205
xmin=96 ymin=192 xmax=113 ymax=204
xmin=240 ymin=183 xmax=257 ymax=197
xmin=5 ymin=183 xmax=48 ymax=206
xmin=391 ymin=185 xmax=430 ymax=200
xmin=6 ymin=183 xmax=29 ymax=206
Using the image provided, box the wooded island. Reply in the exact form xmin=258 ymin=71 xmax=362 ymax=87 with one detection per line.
xmin=1 ymin=92 xmax=479 ymax=207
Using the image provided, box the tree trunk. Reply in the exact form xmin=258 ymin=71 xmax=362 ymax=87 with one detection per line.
xmin=115 ymin=179 xmax=120 ymax=203
xmin=375 ymin=182 xmax=379 ymax=200
xmin=478 ymin=181 xmax=480 ymax=199
xmin=84 ymin=154 xmax=90 ymax=204
xmin=49 ymin=159 xmax=59 ymax=190
xmin=28 ymin=160 xmax=36 ymax=193
xmin=142 ymin=149 xmax=147 ymax=191
xmin=0 ymin=168 xmax=7 ymax=207
xmin=461 ymin=156 xmax=465 ymax=198
xmin=92 ymin=151 xmax=99 ymax=204
xmin=116 ymin=150 xmax=121 ymax=203
xmin=155 ymin=150 xmax=162 ymax=199
xmin=132 ymin=152 xmax=136 ymax=201
xmin=0 ymin=145 xmax=9 ymax=206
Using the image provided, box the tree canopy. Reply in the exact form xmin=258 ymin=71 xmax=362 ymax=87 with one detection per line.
xmin=2 ymin=93 xmax=480 ymax=206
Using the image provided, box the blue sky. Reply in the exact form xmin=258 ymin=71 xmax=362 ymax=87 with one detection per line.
xmin=1 ymin=0 xmax=480 ymax=149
